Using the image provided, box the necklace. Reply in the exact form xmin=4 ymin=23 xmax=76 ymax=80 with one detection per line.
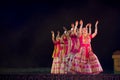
xmin=83 ymin=34 xmax=89 ymax=43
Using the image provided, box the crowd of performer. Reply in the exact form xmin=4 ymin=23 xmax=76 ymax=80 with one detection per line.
xmin=50 ymin=20 xmax=103 ymax=75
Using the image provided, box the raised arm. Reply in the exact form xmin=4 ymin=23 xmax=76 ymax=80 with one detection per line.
xmin=51 ymin=31 xmax=55 ymax=42
xmin=63 ymin=26 xmax=68 ymax=36
xmin=63 ymin=26 xmax=67 ymax=31
xmin=79 ymin=20 xmax=83 ymax=36
xmin=63 ymin=26 xmax=67 ymax=34
xmin=61 ymin=27 xmax=66 ymax=39
xmin=74 ymin=20 xmax=79 ymax=35
xmin=71 ymin=23 xmax=74 ymax=31
xmin=56 ymin=31 xmax=60 ymax=38
xmin=92 ymin=20 xmax=98 ymax=38
xmin=74 ymin=20 xmax=78 ymax=30
xmin=86 ymin=23 xmax=92 ymax=35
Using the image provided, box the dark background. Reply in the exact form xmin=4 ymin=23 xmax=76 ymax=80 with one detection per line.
xmin=0 ymin=0 xmax=120 ymax=72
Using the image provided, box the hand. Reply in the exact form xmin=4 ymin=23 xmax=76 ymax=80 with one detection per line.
xmin=88 ymin=23 xmax=92 ymax=27
xmin=51 ymin=31 xmax=54 ymax=34
xmin=71 ymin=23 xmax=74 ymax=28
xmin=95 ymin=20 xmax=99 ymax=26
xmin=63 ymin=26 xmax=67 ymax=31
xmin=86 ymin=23 xmax=89 ymax=28
xmin=79 ymin=20 xmax=83 ymax=25
xmin=75 ymin=20 xmax=79 ymax=26
xmin=51 ymin=31 xmax=54 ymax=38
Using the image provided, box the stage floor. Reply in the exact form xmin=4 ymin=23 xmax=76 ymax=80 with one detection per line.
xmin=0 ymin=73 xmax=120 ymax=80
xmin=0 ymin=67 xmax=114 ymax=74
xmin=0 ymin=67 xmax=115 ymax=73
xmin=0 ymin=68 xmax=120 ymax=80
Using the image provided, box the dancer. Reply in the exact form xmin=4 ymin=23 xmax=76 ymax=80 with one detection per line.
xmin=51 ymin=31 xmax=62 ymax=74
xmin=71 ymin=20 xmax=103 ymax=74
xmin=66 ymin=21 xmax=80 ymax=73
xmin=59 ymin=27 xmax=71 ymax=74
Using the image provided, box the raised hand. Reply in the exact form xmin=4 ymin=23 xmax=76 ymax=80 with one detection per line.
xmin=51 ymin=31 xmax=54 ymax=34
xmin=86 ymin=23 xmax=90 ymax=28
xmin=79 ymin=20 xmax=83 ymax=25
xmin=51 ymin=31 xmax=55 ymax=41
xmin=71 ymin=23 xmax=74 ymax=28
xmin=75 ymin=20 xmax=79 ymax=26
xmin=95 ymin=20 xmax=99 ymax=27
xmin=88 ymin=23 xmax=92 ymax=27
xmin=92 ymin=20 xmax=98 ymax=38
xmin=63 ymin=26 xmax=67 ymax=31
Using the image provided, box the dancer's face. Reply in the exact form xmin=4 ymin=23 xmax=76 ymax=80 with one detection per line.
xmin=71 ymin=23 xmax=74 ymax=28
xmin=82 ymin=28 xmax=87 ymax=34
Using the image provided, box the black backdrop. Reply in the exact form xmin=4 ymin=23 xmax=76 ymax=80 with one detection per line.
xmin=0 ymin=0 xmax=120 ymax=71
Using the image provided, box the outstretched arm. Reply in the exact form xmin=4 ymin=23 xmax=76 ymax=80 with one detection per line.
xmin=63 ymin=26 xmax=67 ymax=34
xmin=79 ymin=20 xmax=83 ymax=36
xmin=51 ymin=31 xmax=55 ymax=42
xmin=63 ymin=26 xmax=67 ymax=31
xmin=86 ymin=23 xmax=92 ymax=35
xmin=92 ymin=20 xmax=98 ymax=38
xmin=73 ymin=20 xmax=78 ymax=35
xmin=88 ymin=23 xmax=92 ymax=35
xmin=57 ymin=31 xmax=60 ymax=37
xmin=74 ymin=20 xmax=78 ymax=30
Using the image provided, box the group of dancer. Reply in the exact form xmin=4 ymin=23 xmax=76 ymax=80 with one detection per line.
xmin=50 ymin=20 xmax=103 ymax=75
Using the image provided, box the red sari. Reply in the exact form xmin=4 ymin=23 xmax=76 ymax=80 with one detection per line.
xmin=51 ymin=40 xmax=61 ymax=74
xmin=71 ymin=35 xmax=103 ymax=74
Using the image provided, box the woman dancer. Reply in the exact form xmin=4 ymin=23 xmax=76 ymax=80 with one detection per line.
xmin=71 ymin=20 xmax=103 ymax=74
xmin=66 ymin=21 xmax=80 ymax=73
xmin=51 ymin=31 xmax=62 ymax=74
xmin=59 ymin=27 xmax=71 ymax=74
